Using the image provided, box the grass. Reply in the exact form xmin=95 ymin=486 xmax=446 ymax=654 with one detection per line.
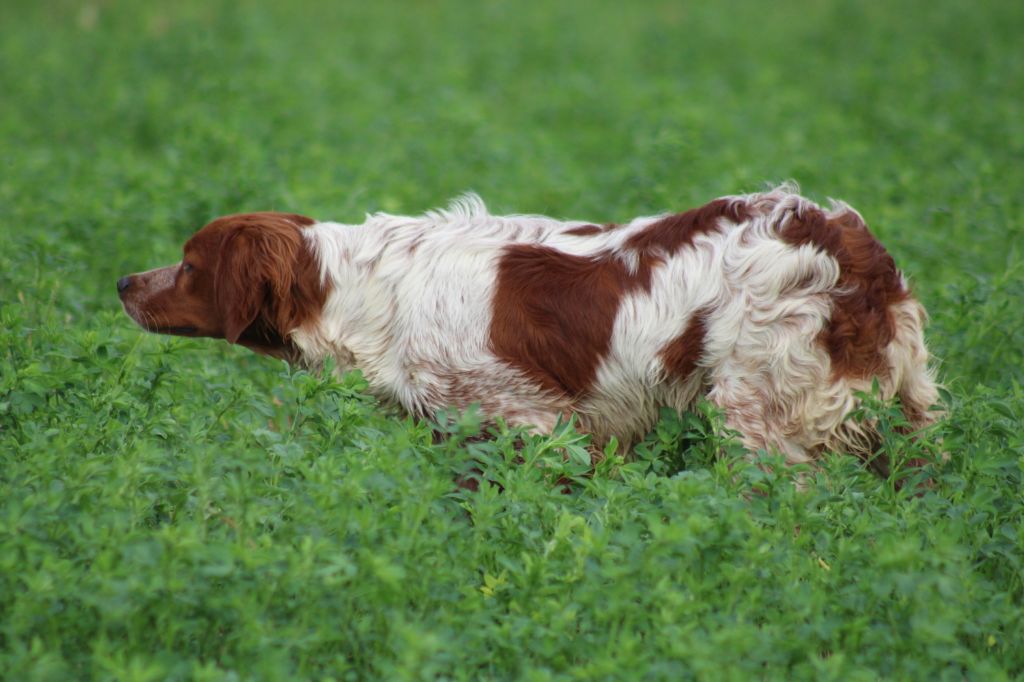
xmin=2 ymin=0 xmax=1023 ymax=679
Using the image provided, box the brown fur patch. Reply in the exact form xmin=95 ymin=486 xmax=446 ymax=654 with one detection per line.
xmin=490 ymin=199 xmax=749 ymax=397
xmin=625 ymin=199 xmax=751 ymax=254
xmin=659 ymin=306 xmax=711 ymax=380
xmin=490 ymin=245 xmax=652 ymax=396
xmin=564 ymin=223 xmax=618 ymax=237
xmin=564 ymin=224 xmax=603 ymax=237
xmin=780 ymin=207 xmax=908 ymax=379
xmin=212 ymin=214 xmax=326 ymax=354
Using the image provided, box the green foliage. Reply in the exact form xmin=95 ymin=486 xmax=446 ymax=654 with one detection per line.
xmin=2 ymin=0 xmax=1023 ymax=679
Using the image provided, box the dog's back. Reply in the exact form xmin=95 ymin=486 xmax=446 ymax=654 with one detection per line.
xmin=296 ymin=188 xmax=937 ymax=465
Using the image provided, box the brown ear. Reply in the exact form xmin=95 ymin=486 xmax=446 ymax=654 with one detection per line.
xmin=212 ymin=215 xmax=326 ymax=346
xmin=215 ymin=228 xmax=270 ymax=344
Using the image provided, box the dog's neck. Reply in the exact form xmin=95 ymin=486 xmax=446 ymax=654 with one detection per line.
xmin=289 ymin=219 xmax=401 ymax=378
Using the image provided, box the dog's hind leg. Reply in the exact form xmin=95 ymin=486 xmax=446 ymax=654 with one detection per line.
xmin=706 ymin=296 xmax=940 ymax=477
xmin=703 ymin=295 xmax=849 ymax=467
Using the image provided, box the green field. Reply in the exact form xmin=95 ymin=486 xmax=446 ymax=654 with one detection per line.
xmin=3 ymin=0 xmax=1024 ymax=679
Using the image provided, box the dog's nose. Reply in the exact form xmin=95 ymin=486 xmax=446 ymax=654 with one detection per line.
xmin=117 ymin=276 xmax=132 ymax=294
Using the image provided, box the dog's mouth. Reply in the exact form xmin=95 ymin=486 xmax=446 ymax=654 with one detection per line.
xmin=121 ymin=302 xmax=200 ymax=336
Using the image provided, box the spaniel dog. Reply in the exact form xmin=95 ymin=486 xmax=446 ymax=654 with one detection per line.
xmin=118 ymin=187 xmax=938 ymax=468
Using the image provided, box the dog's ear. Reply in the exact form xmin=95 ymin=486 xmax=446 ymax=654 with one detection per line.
xmin=213 ymin=216 xmax=323 ymax=345
xmin=215 ymin=227 xmax=273 ymax=344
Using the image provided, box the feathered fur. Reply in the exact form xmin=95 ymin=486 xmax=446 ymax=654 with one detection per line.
xmin=119 ymin=187 xmax=939 ymax=467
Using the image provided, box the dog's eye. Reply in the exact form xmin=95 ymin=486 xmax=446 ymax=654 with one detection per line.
xmin=182 ymin=262 xmax=194 ymax=273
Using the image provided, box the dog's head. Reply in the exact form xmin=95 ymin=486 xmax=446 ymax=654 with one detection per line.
xmin=117 ymin=212 xmax=327 ymax=357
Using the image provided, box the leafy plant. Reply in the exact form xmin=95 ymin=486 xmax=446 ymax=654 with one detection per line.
xmin=2 ymin=0 xmax=1023 ymax=678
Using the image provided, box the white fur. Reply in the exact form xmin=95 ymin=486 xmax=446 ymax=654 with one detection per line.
xmin=290 ymin=188 xmax=938 ymax=463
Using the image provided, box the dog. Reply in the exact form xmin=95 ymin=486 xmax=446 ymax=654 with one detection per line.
xmin=118 ymin=186 xmax=938 ymax=467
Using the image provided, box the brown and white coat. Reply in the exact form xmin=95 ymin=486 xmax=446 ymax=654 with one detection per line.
xmin=118 ymin=186 xmax=939 ymax=466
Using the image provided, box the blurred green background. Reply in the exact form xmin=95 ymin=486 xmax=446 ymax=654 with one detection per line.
xmin=2 ymin=1 xmax=1024 ymax=679
xmin=3 ymin=1 xmax=1022 ymax=313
